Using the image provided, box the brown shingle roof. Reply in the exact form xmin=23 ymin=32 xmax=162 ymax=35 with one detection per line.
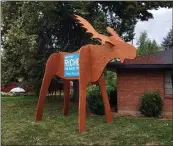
xmin=124 ymin=49 xmax=173 ymax=65
xmin=107 ymin=49 xmax=173 ymax=70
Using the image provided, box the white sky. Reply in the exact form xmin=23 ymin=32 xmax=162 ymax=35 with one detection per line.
xmin=134 ymin=8 xmax=172 ymax=47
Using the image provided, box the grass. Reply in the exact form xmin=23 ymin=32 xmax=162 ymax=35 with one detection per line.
xmin=2 ymin=95 xmax=173 ymax=145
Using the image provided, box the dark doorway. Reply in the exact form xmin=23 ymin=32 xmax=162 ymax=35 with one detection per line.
xmin=105 ymin=70 xmax=118 ymax=112
xmin=109 ymin=89 xmax=117 ymax=112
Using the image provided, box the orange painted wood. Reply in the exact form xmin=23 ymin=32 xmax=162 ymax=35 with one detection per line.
xmin=98 ymin=75 xmax=112 ymax=123
xmin=35 ymin=15 xmax=137 ymax=132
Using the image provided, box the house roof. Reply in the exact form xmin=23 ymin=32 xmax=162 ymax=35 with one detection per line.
xmin=124 ymin=49 xmax=173 ymax=65
xmin=107 ymin=49 xmax=173 ymax=70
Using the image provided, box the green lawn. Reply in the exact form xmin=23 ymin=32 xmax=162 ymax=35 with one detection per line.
xmin=2 ymin=96 xmax=173 ymax=145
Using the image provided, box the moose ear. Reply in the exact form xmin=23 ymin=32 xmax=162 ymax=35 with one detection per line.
xmin=105 ymin=36 xmax=119 ymax=46
xmin=105 ymin=40 xmax=115 ymax=47
xmin=106 ymin=26 xmax=123 ymax=42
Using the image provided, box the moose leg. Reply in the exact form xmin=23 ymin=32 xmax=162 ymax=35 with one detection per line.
xmin=78 ymin=81 xmax=88 ymax=132
xmin=35 ymin=71 xmax=53 ymax=121
xmin=63 ymin=80 xmax=70 ymax=115
xmin=98 ymin=75 xmax=112 ymax=123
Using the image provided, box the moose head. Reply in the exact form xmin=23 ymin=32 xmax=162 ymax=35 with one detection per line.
xmin=74 ymin=15 xmax=136 ymax=63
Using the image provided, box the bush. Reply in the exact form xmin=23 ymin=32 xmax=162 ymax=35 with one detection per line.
xmin=106 ymin=71 xmax=117 ymax=90
xmin=87 ymin=85 xmax=105 ymax=115
xmin=139 ymin=91 xmax=163 ymax=117
xmin=87 ymin=71 xmax=117 ymax=115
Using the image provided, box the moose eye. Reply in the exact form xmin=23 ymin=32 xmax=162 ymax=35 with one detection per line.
xmin=96 ymin=38 xmax=102 ymax=42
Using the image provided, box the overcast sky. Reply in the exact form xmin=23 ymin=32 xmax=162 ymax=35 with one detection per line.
xmin=134 ymin=8 xmax=172 ymax=47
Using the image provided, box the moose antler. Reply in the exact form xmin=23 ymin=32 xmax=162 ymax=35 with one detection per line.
xmin=106 ymin=27 xmax=124 ymax=42
xmin=74 ymin=15 xmax=124 ymax=44
xmin=74 ymin=15 xmax=110 ymax=44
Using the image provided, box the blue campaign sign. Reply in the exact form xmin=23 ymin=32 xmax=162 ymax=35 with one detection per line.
xmin=64 ymin=53 xmax=79 ymax=77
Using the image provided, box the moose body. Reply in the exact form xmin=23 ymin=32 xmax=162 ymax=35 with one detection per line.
xmin=40 ymin=42 xmax=136 ymax=81
xmin=35 ymin=15 xmax=137 ymax=132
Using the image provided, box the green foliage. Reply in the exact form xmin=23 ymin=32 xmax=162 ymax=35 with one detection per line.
xmin=105 ymin=71 xmax=116 ymax=93
xmin=137 ymin=30 xmax=161 ymax=56
xmin=87 ymin=71 xmax=117 ymax=114
xmin=105 ymin=71 xmax=117 ymax=107
xmin=87 ymin=85 xmax=105 ymax=115
xmin=161 ymin=29 xmax=173 ymax=50
xmin=1 ymin=1 xmax=105 ymax=93
xmin=139 ymin=91 xmax=163 ymax=117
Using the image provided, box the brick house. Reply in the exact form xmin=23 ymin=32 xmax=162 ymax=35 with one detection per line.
xmin=108 ymin=49 xmax=173 ymax=117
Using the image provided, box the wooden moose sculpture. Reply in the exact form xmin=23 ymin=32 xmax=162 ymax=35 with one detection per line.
xmin=35 ymin=15 xmax=137 ymax=132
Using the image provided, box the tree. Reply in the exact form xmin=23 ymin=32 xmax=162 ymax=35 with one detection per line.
xmin=161 ymin=29 xmax=173 ymax=50
xmin=2 ymin=1 xmax=172 ymax=95
xmin=2 ymin=1 xmax=100 ymax=94
xmin=137 ymin=30 xmax=161 ymax=56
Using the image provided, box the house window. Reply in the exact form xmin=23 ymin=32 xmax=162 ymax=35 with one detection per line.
xmin=164 ymin=72 xmax=173 ymax=95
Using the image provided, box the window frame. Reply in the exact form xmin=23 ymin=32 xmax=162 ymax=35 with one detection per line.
xmin=164 ymin=71 xmax=173 ymax=96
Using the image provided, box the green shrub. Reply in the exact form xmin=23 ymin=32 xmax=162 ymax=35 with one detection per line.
xmin=139 ymin=90 xmax=163 ymax=117
xmin=87 ymin=71 xmax=117 ymax=115
xmin=106 ymin=71 xmax=117 ymax=90
xmin=87 ymin=85 xmax=105 ymax=115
